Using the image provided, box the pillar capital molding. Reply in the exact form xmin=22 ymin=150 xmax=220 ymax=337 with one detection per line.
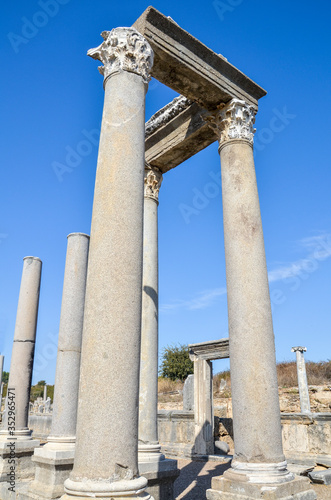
xmin=291 ymin=346 xmax=307 ymax=353
xmin=144 ymin=164 xmax=163 ymax=202
xmin=207 ymin=99 xmax=256 ymax=149
xmin=88 ymin=27 xmax=154 ymax=86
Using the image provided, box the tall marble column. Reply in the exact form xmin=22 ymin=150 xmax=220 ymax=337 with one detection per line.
xmin=138 ymin=165 xmax=163 ymax=463
xmin=61 ymin=27 xmax=154 ymax=500
xmin=25 ymin=233 xmax=89 ymax=500
xmin=138 ymin=167 xmax=179 ymax=500
xmin=206 ymin=100 xmax=315 ymax=499
xmin=292 ymin=346 xmax=311 ymax=414
xmin=0 ymin=257 xmax=42 ymax=481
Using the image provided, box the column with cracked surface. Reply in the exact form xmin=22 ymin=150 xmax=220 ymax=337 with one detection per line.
xmin=61 ymin=27 xmax=154 ymax=500
xmin=206 ymin=100 xmax=316 ymax=499
xmin=0 ymin=257 xmax=42 ymax=481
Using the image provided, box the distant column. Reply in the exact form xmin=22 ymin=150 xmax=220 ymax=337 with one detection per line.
xmin=43 ymin=384 xmax=47 ymax=403
xmin=27 ymin=233 xmax=89 ymax=499
xmin=291 ymin=346 xmax=311 ymax=413
xmin=138 ymin=165 xmax=164 ymax=463
xmin=0 ymin=257 xmax=42 ymax=481
xmin=193 ymin=359 xmax=214 ymax=455
xmin=62 ymin=27 xmax=154 ymax=500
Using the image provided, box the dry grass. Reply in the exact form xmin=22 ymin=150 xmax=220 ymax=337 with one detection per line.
xmin=158 ymin=377 xmax=184 ymax=394
xmin=277 ymin=360 xmax=331 ymax=388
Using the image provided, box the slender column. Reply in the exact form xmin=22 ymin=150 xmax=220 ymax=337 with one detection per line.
xmin=209 ymin=100 xmax=290 ymax=481
xmin=292 ymin=346 xmax=311 ymax=413
xmin=26 ymin=233 xmax=89 ymax=500
xmin=0 ymin=257 xmax=42 ymax=482
xmin=138 ymin=165 xmax=164 ymax=463
xmin=62 ymin=27 xmax=154 ymax=500
xmin=0 ymin=257 xmax=42 ymax=439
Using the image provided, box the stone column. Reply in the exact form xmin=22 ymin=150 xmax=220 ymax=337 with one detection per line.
xmin=206 ymin=100 xmax=316 ymax=499
xmin=192 ymin=359 xmax=214 ymax=455
xmin=292 ymin=346 xmax=311 ymax=414
xmin=43 ymin=385 xmax=47 ymax=403
xmin=61 ymin=27 xmax=154 ymax=500
xmin=138 ymin=165 xmax=163 ymax=463
xmin=26 ymin=233 xmax=89 ymax=500
xmin=138 ymin=167 xmax=179 ymax=499
xmin=0 ymin=257 xmax=42 ymax=481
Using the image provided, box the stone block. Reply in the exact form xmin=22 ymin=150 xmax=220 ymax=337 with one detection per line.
xmin=183 ymin=375 xmax=194 ymax=411
xmin=139 ymin=459 xmax=179 ymax=500
xmin=207 ymin=476 xmax=316 ymax=499
xmin=0 ymin=440 xmax=40 ymax=482
xmin=308 ymin=468 xmax=331 ymax=485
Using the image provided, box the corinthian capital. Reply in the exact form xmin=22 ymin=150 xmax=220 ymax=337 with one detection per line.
xmin=88 ymin=27 xmax=154 ymax=85
xmin=144 ymin=165 xmax=163 ymax=203
xmin=207 ymin=99 xmax=256 ymax=148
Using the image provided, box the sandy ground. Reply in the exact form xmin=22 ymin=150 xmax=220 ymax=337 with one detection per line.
xmin=173 ymin=458 xmax=330 ymax=499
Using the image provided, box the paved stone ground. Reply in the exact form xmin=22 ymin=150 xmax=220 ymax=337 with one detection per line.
xmin=173 ymin=459 xmax=330 ymax=499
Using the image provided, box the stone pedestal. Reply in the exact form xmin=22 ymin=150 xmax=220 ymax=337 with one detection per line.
xmin=25 ymin=233 xmax=89 ymax=500
xmin=205 ymin=100 xmax=316 ymax=499
xmin=292 ymin=346 xmax=311 ymax=414
xmin=139 ymin=460 xmax=179 ymax=500
xmin=0 ymin=257 xmax=42 ymax=482
xmin=61 ymin=27 xmax=154 ymax=500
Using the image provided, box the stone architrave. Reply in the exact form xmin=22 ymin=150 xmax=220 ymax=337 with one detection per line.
xmin=61 ymin=27 xmax=154 ymax=500
xmin=138 ymin=166 xmax=179 ymax=499
xmin=205 ymin=100 xmax=316 ymax=499
xmin=0 ymin=257 xmax=42 ymax=482
xmin=291 ymin=346 xmax=311 ymax=414
xmin=24 ymin=233 xmax=89 ymax=500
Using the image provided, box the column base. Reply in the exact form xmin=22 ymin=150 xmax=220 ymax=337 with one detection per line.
xmin=207 ymin=476 xmax=316 ymax=500
xmin=138 ymin=444 xmax=165 ymax=463
xmin=61 ymin=476 xmax=154 ymax=499
xmin=0 ymin=438 xmax=40 ymax=482
xmin=139 ymin=459 xmax=179 ymax=500
xmin=20 ymin=442 xmax=75 ymax=499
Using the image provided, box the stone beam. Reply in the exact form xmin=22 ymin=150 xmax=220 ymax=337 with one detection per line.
xmin=188 ymin=339 xmax=229 ymax=361
xmin=133 ymin=6 xmax=266 ymax=111
xmin=145 ymin=96 xmax=217 ymax=173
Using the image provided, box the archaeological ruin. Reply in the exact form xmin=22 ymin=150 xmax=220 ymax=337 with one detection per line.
xmin=1 ymin=5 xmax=328 ymax=500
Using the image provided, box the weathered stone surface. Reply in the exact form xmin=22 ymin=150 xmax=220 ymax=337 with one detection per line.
xmin=193 ymin=359 xmax=214 ymax=455
xmin=145 ymin=100 xmax=216 ymax=173
xmin=183 ymin=374 xmax=194 ymax=411
xmin=62 ymin=28 xmax=153 ymax=500
xmin=207 ymin=476 xmax=317 ymax=499
xmin=189 ymin=339 xmax=229 ymax=361
xmin=139 ymin=459 xmax=179 ymax=500
xmin=214 ymin=440 xmax=230 ymax=455
xmin=292 ymin=347 xmax=311 ymax=414
xmin=308 ymin=469 xmax=331 ymax=485
xmin=133 ymin=7 xmax=266 ymax=110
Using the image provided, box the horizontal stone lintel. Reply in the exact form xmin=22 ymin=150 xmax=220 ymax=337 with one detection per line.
xmin=188 ymin=338 xmax=229 ymax=361
xmin=133 ymin=7 xmax=266 ymax=111
xmin=145 ymin=101 xmax=216 ymax=173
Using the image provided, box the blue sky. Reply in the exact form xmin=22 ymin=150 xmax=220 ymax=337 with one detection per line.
xmin=0 ymin=0 xmax=330 ymax=383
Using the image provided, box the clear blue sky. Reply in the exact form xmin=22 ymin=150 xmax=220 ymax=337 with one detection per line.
xmin=1 ymin=0 xmax=330 ymax=383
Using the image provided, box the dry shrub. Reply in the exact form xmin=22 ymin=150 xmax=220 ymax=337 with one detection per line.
xmin=277 ymin=360 xmax=331 ymax=387
xmin=158 ymin=377 xmax=184 ymax=394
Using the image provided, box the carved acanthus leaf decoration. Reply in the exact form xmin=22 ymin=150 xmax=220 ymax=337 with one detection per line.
xmin=88 ymin=27 xmax=154 ymax=84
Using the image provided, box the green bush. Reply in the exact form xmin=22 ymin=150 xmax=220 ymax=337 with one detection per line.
xmin=159 ymin=344 xmax=193 ymax=382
